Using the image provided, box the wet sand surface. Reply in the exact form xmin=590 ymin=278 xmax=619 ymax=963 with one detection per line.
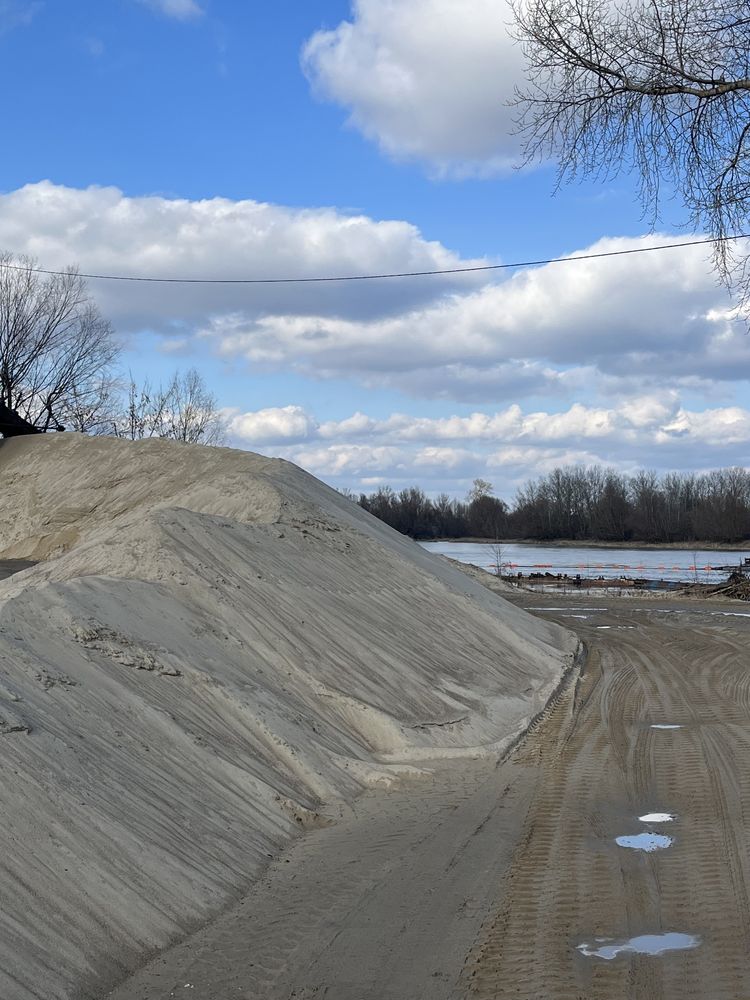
xmin=105 ymin=593 xmax=750 ymax=1000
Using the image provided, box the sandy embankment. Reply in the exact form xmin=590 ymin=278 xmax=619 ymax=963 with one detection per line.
xmin=0 ymin=434 xmax=576 ymax=1000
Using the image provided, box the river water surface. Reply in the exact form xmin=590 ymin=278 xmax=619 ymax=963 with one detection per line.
xmin=420 ymin=541 xmax=749 ymax=584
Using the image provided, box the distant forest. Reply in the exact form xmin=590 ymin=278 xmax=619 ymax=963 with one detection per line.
xmin=355 ymin=466 xmax=750 ymax=544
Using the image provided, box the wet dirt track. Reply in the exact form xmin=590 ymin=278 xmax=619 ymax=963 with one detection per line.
xmin=104 ymin=595 xmax=750 ymax=1000
xmin=466 ymin=595 xmax=750 ymax=1000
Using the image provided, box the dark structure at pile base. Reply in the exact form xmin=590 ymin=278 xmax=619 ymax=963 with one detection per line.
xmin=0 ymin=403 xmax=42 ymax=438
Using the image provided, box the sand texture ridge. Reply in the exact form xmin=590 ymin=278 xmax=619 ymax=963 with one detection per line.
xmin=0 ymin=434 xmax=576 ymax=1000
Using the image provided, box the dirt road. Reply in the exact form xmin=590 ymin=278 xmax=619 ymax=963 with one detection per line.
xmin=101 ymin=594 xmax=750 ymax=1000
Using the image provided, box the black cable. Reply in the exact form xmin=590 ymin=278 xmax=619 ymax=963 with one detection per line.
xmin=0 ymin=233 xmax=747 ymax=284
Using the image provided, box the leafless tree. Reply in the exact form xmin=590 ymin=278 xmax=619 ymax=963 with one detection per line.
xmin=111 ymin=377 xmax=166 ymax=441
xmin=112 ymin=368 xmax=225 ymax=445
xmin=691 ymin=549 xmax=701 ymax=584
xmin=0 ymin=252 xmax=119 ymax=430
xmin=512 ymin=0 xmax=750 ymax=309
xmin=467 ymin=478 xmax=494 ymax=503
xmin=466 ymin=477 xmax=509 ymax=538
xmin=63 ymin=376 xmax=122 ymax=434
xmin=491 ymin=541 xmax=507 ymax=576
xmin=167 ymin=368 xmax=225 ymax=445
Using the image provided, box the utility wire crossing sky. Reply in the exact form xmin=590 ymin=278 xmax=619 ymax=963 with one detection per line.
xmin=2 ymin=0 xmax=750 ymax=497
xmin=1 ymin=234 xmax=747 ymax=284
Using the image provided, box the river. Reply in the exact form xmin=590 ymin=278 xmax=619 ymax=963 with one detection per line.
xmin=420 ymin=541 xmax=750 ymax=584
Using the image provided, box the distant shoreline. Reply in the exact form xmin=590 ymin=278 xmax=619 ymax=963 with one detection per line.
xmin=422 ymin=538 xmax=750 ymax=552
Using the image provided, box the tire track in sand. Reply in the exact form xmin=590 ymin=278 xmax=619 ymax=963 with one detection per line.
xmin=464 ymin=598 xmax=750 ymax=1000
xmin=100 ymin=597 xmax=750 ymax=1000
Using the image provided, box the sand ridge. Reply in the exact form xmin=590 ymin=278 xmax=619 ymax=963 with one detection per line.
xmin=0 ymin=434 xmax=576 ymax=1000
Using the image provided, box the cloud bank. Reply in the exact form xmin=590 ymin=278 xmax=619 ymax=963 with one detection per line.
xmin=302 ymin=0 xmax=524 ymax=176
xmin=1 ymin=181 xmax=745 ymax=492
xmin=225 ymin=397 xmax=750 ymax=496
xmin=209 ymin=236 xmax=749 ymax=395
xmin=0 ymin=183 xmax=743 ymax=406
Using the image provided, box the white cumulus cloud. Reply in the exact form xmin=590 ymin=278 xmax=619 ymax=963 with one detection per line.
xmin=302 ymin=0 xmax=524 ymax=176
xmin=224 ymin=405 xmax=317 ymax=444
xmin=206 ymin=235 xmax=749 ymax=394
xmin=0 ymin=181 xmax=485 ymax=339
xmin=137 ymin=0 xmax=203 ymax=20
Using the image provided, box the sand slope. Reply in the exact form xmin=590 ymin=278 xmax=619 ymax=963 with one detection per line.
xmin=0 ymin=434 xmax=576 ymax=1000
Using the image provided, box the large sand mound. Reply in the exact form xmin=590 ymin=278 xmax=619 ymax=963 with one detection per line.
xmin=0 ymin=434 xmax=576 ymax=1000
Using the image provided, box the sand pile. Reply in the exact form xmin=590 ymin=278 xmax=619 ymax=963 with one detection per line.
xmin=0 ymin=434 xmax=576 ymax=1000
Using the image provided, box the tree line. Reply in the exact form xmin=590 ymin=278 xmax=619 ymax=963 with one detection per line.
xmin=357 ymin=467 xmax=750 ymax=543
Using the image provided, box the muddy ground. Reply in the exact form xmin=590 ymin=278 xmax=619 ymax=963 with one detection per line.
xmin=101 ymin=592 xmax=750 ymax=1000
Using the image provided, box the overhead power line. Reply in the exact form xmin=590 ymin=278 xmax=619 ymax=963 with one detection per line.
xmin=0 ymin=233 xmax=748 ymax=285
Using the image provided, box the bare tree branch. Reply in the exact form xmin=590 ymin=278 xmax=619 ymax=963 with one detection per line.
xmin=512 ymin=0 xmax=750 ymax=309
xmin=112 ymin=369 xmax=225 ymax=446
xmin=0 ymin=252 xmax=119 ymax=431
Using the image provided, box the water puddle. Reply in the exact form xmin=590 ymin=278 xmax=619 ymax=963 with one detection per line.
xmin=651 ymin=724 xmax=683 ymax=730
xmin=616 ymin=832 xmax=673 ymax=852
xmin=639 ymin=812 xmax=675 ymax=823
xmin=578 ymin=932 xmax=699 ymax=960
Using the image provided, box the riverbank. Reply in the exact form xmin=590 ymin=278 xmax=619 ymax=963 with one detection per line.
xmin=421 ymin=540 xmax=750 ymax=588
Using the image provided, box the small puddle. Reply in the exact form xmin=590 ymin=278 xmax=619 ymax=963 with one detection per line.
xmin=578 ymin=932 xmax=699 ymax=960
xmin=616 ymin=832 xmax=673 ymax=852
xmin=639 ymin=812 xmax=675 ymax=823
xmin=651 ymin=724 xmax=683 ymax=730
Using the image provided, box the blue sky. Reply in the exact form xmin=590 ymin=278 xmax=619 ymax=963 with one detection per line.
xmin=1 ymin=0 xmax=748 ymax=498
